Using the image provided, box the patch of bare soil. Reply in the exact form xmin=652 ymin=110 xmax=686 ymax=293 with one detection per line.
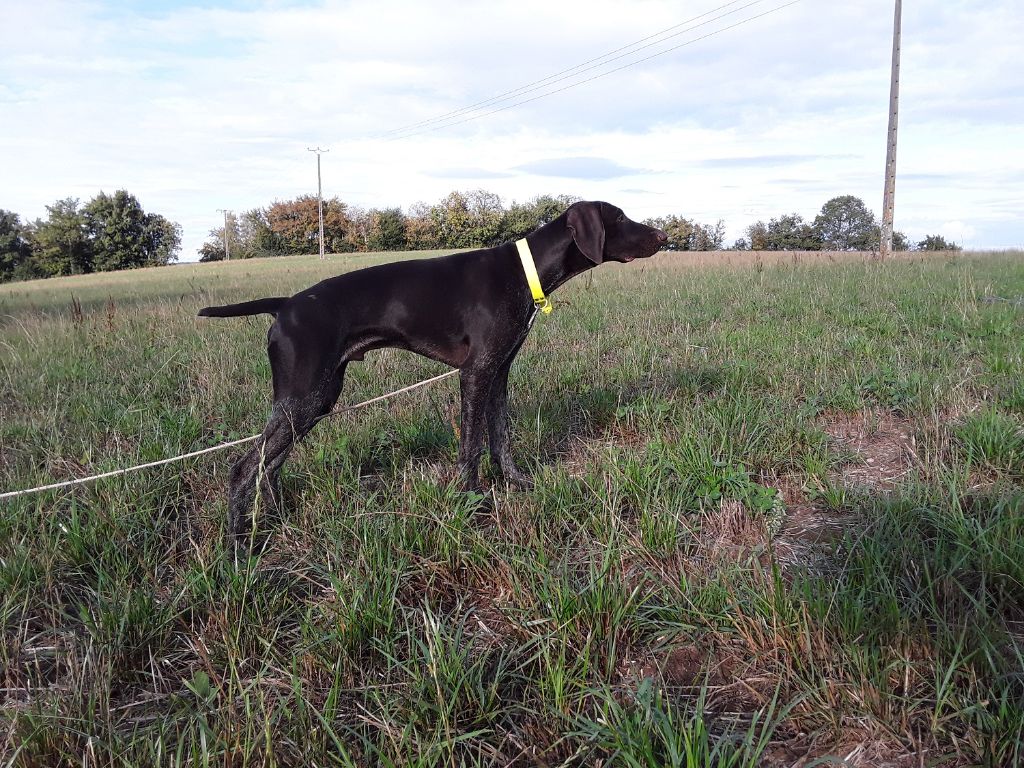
xmin=464 ymin=570 xmax=524 ymax=649
xmin=771 ymin=502 xmax=855 ymax=576
xmin=770 ymin=411 xmax=920 ymax=574
xmin=701 ymin=498 xmax=774 ymax=557
xmin=748 ymin=471 xmax=845 ymax=576
xmin=615 ymin=634 xmax=776 ymax=745
xmin=820 ymin=410 xmax=918 ymax=490
xmin=555 ymin=424 xmax=656 ymax=477
xmin=659 ymin=638 xmax=774 ymax=711
xmin=762 ymin=737 xmax=925 ymax=768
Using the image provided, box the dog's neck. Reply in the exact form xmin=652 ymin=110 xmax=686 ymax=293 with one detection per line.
xmin=525 ymin=226 xmax=595 ymax=296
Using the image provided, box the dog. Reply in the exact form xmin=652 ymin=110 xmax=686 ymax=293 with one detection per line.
xmin=199 ymin=200 xmax=667 ymax=543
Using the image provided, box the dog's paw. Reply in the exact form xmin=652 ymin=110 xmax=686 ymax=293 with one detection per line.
xmin=458 ymin=473 xmax=484 ymax=496
xmin=501 ymin=468 xmax=534 ymax=491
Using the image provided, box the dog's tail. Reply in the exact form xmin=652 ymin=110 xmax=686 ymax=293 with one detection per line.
xmin=197 ymin=297 xmax=287 ymax=318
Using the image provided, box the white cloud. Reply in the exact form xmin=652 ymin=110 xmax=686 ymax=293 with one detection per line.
xmin=940 ymin=221 xmax=977 ymax=246
xmin=1 ymin=0 xmax=1021 ymax=258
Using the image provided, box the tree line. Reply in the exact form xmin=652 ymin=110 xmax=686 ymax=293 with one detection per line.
xmin=736 ymin=195 xmax=960 ymax=252
xmin=201 ymin=190 xmax=962 ymax=262
xmin=201 ymin=191 xmax=734 ymax=261
xmin=1 ymin=187 xmax=963 ymax=284
xmin=199 ymin=191 xmax=586 ymax=261
xmin=0 ymin=191 xmax=181 ymax=283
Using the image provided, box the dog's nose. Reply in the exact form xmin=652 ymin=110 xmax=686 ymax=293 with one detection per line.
xmin=655 ymin=229 xmax=668 ymax=244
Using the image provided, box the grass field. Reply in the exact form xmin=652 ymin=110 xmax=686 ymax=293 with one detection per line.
xmin=1 ymin=249 xmax=1023 ymax=766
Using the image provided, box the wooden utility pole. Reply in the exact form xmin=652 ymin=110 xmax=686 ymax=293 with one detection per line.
xmin=880 ymin=0 xmax=902 ymax=259
xmin=216 ymin=208 xmax=231 ymax=260
xmin=307 ymin=147 xmax=329 ymax=259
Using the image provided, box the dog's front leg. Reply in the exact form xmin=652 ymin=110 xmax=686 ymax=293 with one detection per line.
xmin=456 ymin=368 xmax=491 ymax=493
xmin=487 ymin=362 xmax=532 ymax=489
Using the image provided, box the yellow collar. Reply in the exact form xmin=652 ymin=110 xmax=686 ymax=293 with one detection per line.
xmin=515 ymin=238 xmax=553 ymax=314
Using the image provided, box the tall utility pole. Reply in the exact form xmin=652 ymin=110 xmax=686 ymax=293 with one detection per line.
xmin=216 ymin=208 xmax=231 ymax=260
xmin=880 ymin=0 xmax=902 ymax=259
xmin=307 ymin=147 xmax=329 ymax=259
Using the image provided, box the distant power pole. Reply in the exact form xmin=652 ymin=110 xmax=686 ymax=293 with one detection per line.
xmin=216 ymin=208 xmax=231 ymax=260
xmin=307 ymin=147 xmax=330 ymax=259
xmin=880 ymin=0 xmax=902 ymax=259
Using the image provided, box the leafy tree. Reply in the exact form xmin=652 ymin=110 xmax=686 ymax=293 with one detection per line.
xmin=430 ymin=191 xmax=472 ymax=248
xmin=813 ymin=195 xmax=878 ymax=250
xmin=691 ymin=220 xmax=726 ymax=251
xmin=0 ymin=209 xmax=33 ymax=282
xmin=917 ymin=234 xmax=962 ymax=251
xmin=405 ymin=201 xmax=441 ymax=250
xmin=30 ymin=198 xmax=93 ymax=276
xmin=426 ymin=190 xmax=506 ymax=249
xmin=199 ymin=208 xmax=280 ymax=261
xmin=367 ymin=208 xmax=408 ymax=251
xmin=266 ymin=195 xmax=354 ymax=254
xmin=644 ymin=215 xmax=694 ymax=251
xmin=502 ymin=198 xmax=536 ymax=242
xmin=198 ymin=241 xmax=225 ymax=262
xmin=527 ymin=194 xmax=578 ymax=226
xmin=642 ymin=215 xmax=726 ymax=251
xmin=85 ymin=190 xmax=144 ymax=271
xmin=502 ymin=194 xmax=579 ymax=242
xmin=892 ymin=230 xmax=911 ymax=251
xmin=85 ymin=190 xmax=143 ymax=271
xmin=745 ymin=220 xmax=770 ymax=250
xmin=426 ymin=189 xmax=511 ymax=249
xmin=83 ymin=191 xmax=181 ymax=270
xmin=238 ymin=208 xmax=278 ymax=257
xmin=142 ymin=213 xmax=181 ymax=265
xmin=465 ymin=189 xmax=505 ymax=247
xmin=745 ymin=213 xmax=818 ymax=250
xmin=347 ymin=206 xmax=371 ymax=251
xmin=8 ymin=192 xmax=179 ymax=280
xmin=266 ymin=196 xmax=317 ymax=253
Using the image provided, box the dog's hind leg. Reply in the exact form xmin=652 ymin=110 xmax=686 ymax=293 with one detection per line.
xmin=226 ymin=361 xmax=346 ymax=548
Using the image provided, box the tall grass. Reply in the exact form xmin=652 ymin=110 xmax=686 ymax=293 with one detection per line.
xmin=1 ymin=250 xmax=1022 ymax=765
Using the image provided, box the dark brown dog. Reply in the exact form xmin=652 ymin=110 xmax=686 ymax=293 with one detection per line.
xmin=199 ymin=201 xmax=666 ymax=543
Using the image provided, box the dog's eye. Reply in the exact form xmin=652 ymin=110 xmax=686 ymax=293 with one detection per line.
xmin=615 ymin=213 xmax=625 ymax=223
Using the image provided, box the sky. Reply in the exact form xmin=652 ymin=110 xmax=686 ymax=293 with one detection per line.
xmin=2 ymin=0 xmax=1022 ymax=261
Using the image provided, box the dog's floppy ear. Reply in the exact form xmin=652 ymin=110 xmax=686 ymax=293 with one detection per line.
xmin=566 ymin=202 xmax=606 ymax=264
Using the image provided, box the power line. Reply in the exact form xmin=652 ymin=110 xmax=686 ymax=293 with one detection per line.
xmin=383 ymin=1 xmax=800 ymax=142
xmin=382 ymin=0 xmax=778 ymax=140
xmin=376 ymin=0 xmax=766 ymax=138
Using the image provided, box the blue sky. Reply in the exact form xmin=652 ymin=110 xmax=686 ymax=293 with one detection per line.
xmin=2 ymin=0 xmax=1022 ymax=260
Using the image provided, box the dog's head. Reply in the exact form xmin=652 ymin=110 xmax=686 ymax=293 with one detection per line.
xmin=566 ymin=201 xmax=668 ymax=265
